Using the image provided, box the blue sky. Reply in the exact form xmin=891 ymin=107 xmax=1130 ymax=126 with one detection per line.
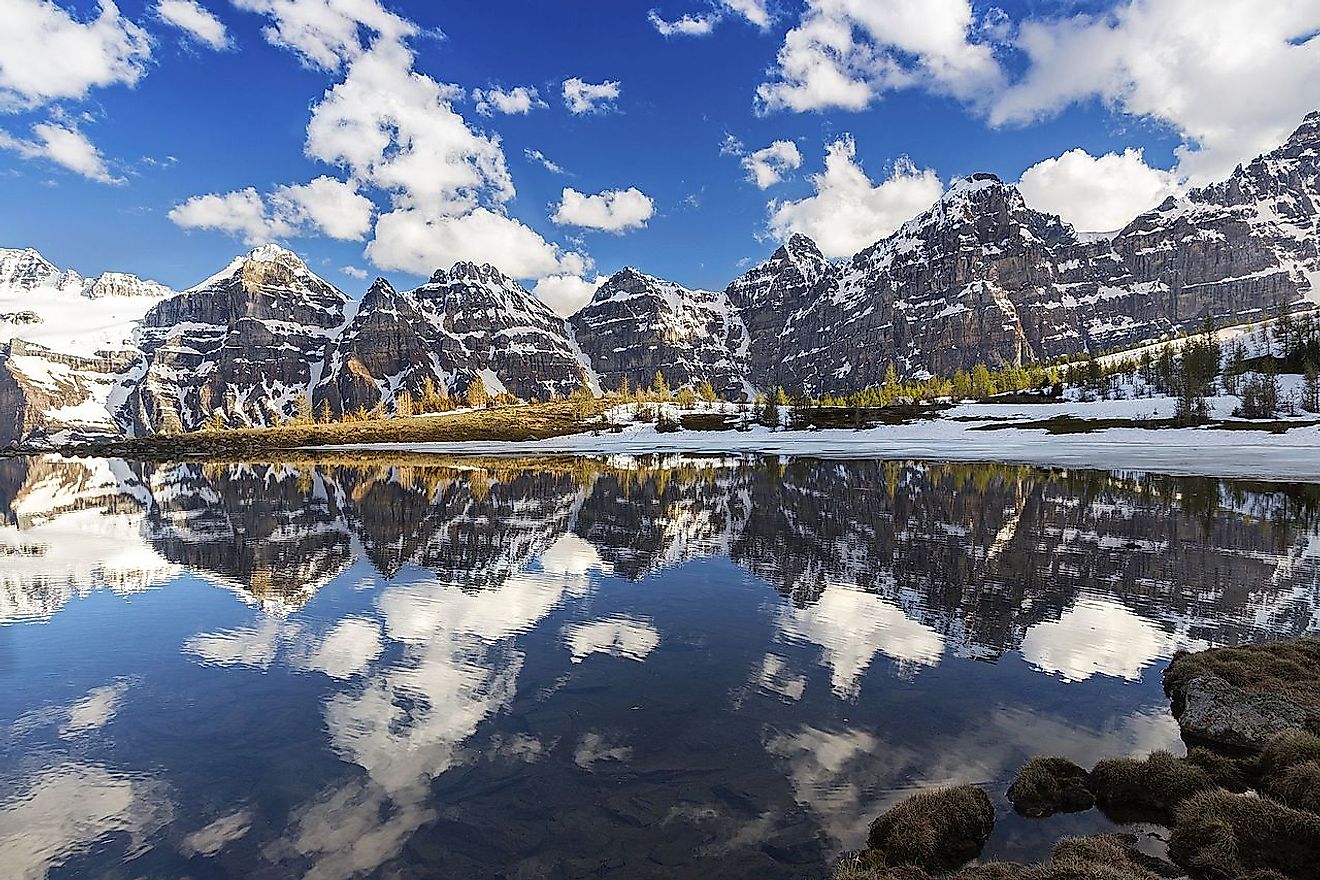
xmin=1 ymin=0 xmax=1317 ymax=313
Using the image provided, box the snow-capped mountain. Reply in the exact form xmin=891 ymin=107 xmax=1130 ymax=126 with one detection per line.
xmin=2 ymin=111 xmax=1319 ymax=444
xmin=0 ymin=248 xmax=174 ymax=444
xmin=318 ymin=261 xmax=598 ymax=414
xmin=570 ymin=267 xmax=751 ymax=397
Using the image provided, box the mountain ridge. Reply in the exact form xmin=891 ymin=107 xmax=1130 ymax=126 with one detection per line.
xmin=2 ymin=111 xmax=1319 ymax=443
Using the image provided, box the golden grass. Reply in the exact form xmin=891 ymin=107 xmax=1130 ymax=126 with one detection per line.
xmin=1164 ymin=638 xmax=1320 ymax=713
xmin=75 ymin=398 xmax=615 ymax=460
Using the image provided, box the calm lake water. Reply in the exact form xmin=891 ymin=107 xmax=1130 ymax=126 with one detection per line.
xmin=1 ymin=454 xmax=1318 ymax=879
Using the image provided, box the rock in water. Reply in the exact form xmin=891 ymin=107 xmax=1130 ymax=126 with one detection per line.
xmin=1006 ymin=756 xmax=1095 ymax=817
xmin=1173 ymin=675 xmax=1320 ymax=750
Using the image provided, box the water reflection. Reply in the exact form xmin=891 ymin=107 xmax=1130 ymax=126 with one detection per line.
xmin=0 ymin=454 xmax=1317 ymax=878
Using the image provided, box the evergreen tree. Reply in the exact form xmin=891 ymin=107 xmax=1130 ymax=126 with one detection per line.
xmin=1303 ymin=362 xmax=1320 ymax=413
xmin=204 ymin=409 xmax=227 ymax=432
xmin=696 ymin=379 xmax=717 ymax=402
xmin=318 ymin=400 xmax=334 ymax=424
xmin=395 ymin=389 xmax=414 ymax=418
xmin=675 ymin=386 xmax=698 ymax=408
xmin=951 ymin=370 xmax=972 ymax=400
xmin=291 ymin=391 xmax=313 ymax=425
xmin=616 ymin=376 xmax=632 ymax=399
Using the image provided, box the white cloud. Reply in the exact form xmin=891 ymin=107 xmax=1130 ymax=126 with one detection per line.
xmin=991 ymin=0 xmax=1320 ymax=183
xmin=157 ymin=0 xmax=229 ymax=50
xmin=231 ymin=0 xmax=414 ymax=70
xmin=367 ymin=206 xmax=588 ymax=279
xmin=1017 ymin=147 xmax=1180 ymax=233
xmin=533 ymin=273 xmax=605 ymax=317
xmin=306 ymin=39 xmax=513 ymax=215
xmin=722 ymin=0 xmax=771 ymax=29
xmin=648 ymin=9 xmax=720 ymax=37
xmin=552 ymin=187 xmax=655 ymax=232
xmin=0 ymin=122 xmax=123 ymax=184
xmin=649 ymin=0 xmax=771 ymax=36
xmin=757 ymin=0 xmax=1004 ymax=113
xmin=272 ymin=176 xmax=375 ymax=239
xmin=720 ymin=133 xmax=745 ymax=156
xmin=473 ymin=85 xmax=545 ymax=116
xmin=341 ymin=265 xmax=368 ymax=279
xmin=742 ymin=139 xmax=802 ymax=189
xmin=0 ymin=0 xmax=151 ymax=111
xmin=768 ymin=136 xmax=943 ymax=257
xmin=562 ymin=77 xmax=621 ymax=115
xmin=168 ymin=176 xmax=372 ymax=243
xmin=524 ymin=148 xmax=565 ymax=174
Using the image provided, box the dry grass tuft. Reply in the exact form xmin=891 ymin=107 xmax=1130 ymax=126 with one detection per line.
xmin=1169 ymin=789 xmax=1320 ymax=880
xmin=1007 ymin=755 xmax=1094 ymax=817
xmin=866 ymin=785 xmax=996 ymax=872
xmin=1087 ymin=751 xmax=1217 ymax=823
xmin=1164 ymin=639 xmax=1320 ymax=714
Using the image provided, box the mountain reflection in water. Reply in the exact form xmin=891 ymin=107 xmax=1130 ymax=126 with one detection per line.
xmin=0 ymin=454 xmax=1317 ymax=879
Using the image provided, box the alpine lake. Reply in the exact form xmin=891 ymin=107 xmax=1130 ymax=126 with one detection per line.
xmin=1 ymin=453 xmax=1317 ymax=879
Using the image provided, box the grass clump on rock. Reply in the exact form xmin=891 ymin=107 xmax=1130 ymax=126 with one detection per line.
xmin=1087 ymin=750 xmax=1217 ymax=823
xmin=1007 ymin=756 xmax=1094 ymax=817
xmin=953 ymin=834 xmax=1178 ymax=880
xmin=866 ymin=785 xmax=996 ymax=872
xmin=1164 ymin=639 xmax=1320 ymax=711
xmin=1169 ymin=789 xmax=1320 ymax=880
xmin=1259 ymin=729 xmax=1320 ymax=813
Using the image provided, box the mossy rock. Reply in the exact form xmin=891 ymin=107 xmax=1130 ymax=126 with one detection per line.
xmin=867 ymin=785 xmax=995 ymax=872
xmin=1169 ymin=789 xmax=1320 ymax=880
xmin=1087 ymin=751 xmax=1217 ymax=823
xmin=1007 ymin=756 xmax=1095 ymax=817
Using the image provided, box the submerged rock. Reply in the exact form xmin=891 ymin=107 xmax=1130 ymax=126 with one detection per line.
xmin=1006 ymin=756 xmax=1094 ymax=817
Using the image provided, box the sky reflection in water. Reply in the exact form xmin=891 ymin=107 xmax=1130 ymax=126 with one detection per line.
xmin=0 ymin=454 xmax=1317 ymax=879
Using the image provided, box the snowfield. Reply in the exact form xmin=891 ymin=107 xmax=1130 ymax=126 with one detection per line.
xmin=329 ymin=397 xmax=1320 ymax=482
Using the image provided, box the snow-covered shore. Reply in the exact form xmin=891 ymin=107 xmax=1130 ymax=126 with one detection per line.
xmin=328 ymin=398 xmax=1320 ymax=482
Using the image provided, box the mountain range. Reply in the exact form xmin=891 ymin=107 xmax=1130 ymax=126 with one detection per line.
xmin=2 ymin=112 xmax=1318 ymax=445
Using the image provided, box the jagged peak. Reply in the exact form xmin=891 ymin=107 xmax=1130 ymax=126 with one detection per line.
xmin=432 ymin=260 xmax=519 ymax=288
xmin=185 ymin=243 xmax=343 ymax=299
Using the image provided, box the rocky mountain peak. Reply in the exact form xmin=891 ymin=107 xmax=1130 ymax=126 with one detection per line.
xmin=83 ymin=272 xmax=174 ymax=300
xmin=0 ymin=247 xmax=67 ymax=293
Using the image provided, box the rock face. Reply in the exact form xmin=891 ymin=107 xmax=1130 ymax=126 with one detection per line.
xmin=126 ymin=245 xmax=349 ymax=432
xmin=318 ymin=262 xmax=597 ymax=414
xmin=570 ymin=268 xmax=751 ymax=397
xmin=2 ymin=112 xmax=1319 ymax=442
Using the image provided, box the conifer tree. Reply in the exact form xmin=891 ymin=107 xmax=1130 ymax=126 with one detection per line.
xmin=465 ymin=375 xmax=490 ymax=408
xmin=696 ymin=379 xmax=717 ymax=402
xmin=651 ymin=370 xmax=672 ymax=400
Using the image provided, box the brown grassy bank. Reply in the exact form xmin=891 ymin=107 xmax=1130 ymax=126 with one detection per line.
xmin=64 ymin=398 xmax=615 ymax=461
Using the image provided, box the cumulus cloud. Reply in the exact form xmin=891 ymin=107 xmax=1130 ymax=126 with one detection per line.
xmin=524 ymin=148 xmax=565 ymax=174
xmin=341 ymin=265 xmax=368 ymax=279
xmin=175 ymin=1 xmax=600 ymax=295
xmin=168 ymin=176 xmax=373 ymax=243
xmin=368 ymin=206 xmax=588 ymax=278
xmin=473 ymin=85 xmax=545 ymax=116
xmin=0 ymin=0 xmax=152 ymax=111
xmin=1018 ymin=147 xmax=1181 ymax=232
xmin=562 ymin=77 xmax=621 ymax=115
xmin=552 ymin=187 xmax=655 ymax=232
xmin=648 ymin=9 xmax=720 ymax=37
xmin=768 ymin=136 xmax=943 ymax=257
xmin=741 ymin=139 xmax=802 ymax=189
xmin=533 ymin=273 xmax=605 ymax=316
xmin=757 ymin=0 xmax=1004 ymax=113
xmin=157 ymin=0 xmax=229 ymax=50
xmin=231 ymin=0 xmax=415 ymax=70
xmin=648 ymin=0 xmax=771 ymax=35
xmin=990 ymin=0 xmax=1320 ymax=183
xmin=0 ymin=122 xmax=123 ymax=183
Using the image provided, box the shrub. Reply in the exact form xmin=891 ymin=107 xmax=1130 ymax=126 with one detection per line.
xmin=867 ymin=785 xmax=995 ymax=872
